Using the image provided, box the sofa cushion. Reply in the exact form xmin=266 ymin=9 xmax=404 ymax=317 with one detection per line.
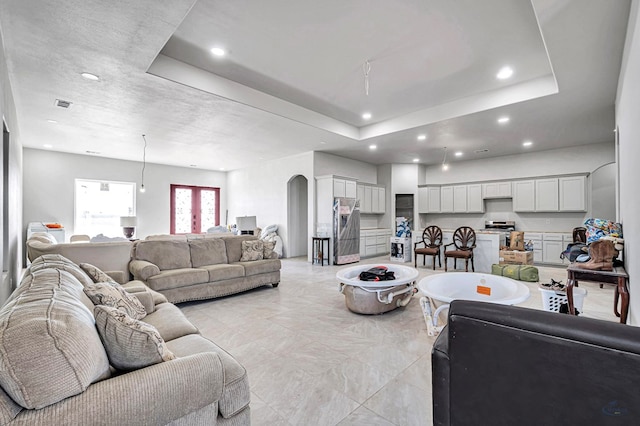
xmin=237 ymin=259 xmax=282 ymax=277
xmin=94 ymin=305 xmax=175 ymax=371
xmin=146 ymin=268 xmax=209 ymax=292
xmin=0 ymin=268 xmax=111 ymax=409
xmin=166 ymin=334 xmax=250 ymax=418
xmin=189 ymin=238 xmax=228 ymax=267
xmin=84 ymin=282 xmax=147 ymax=320
xmin=200 ymin=264 xmax=245 ymax=282
xmin=28 ymin=254 xmax=94 ymax=288
xmin=135 ymin=240 xmax=192 ymax=270
xmin=220 ymin=235 xmax=258 ymax=263
xmin=240 ymin=240 xmax=264 ymax=261
xmin=143 ymin=303 xmax=199 ymax=342
xmin=79 ymin=262 xmax=112 ymax=282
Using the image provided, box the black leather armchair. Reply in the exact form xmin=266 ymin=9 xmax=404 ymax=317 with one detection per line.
xmin=432 ymin=300 xmax=640 ymax=425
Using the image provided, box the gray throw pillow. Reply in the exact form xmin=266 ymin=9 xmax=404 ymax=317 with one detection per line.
xmin=79 ymin=262 xmax=112 ymax=283
xmin=263 ymin=240 xmax=277 ymax=259
xmin=94 ymin=305 xmax=175 ymax=371
xmin=84 ymin=282 xmax=147 ymax=320
xmin=240 ymin=240 xmax=264 ymax=261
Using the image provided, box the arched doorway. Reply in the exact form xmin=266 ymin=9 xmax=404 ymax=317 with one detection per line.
xmin=287 ymin=175 xmax=308 ymax=257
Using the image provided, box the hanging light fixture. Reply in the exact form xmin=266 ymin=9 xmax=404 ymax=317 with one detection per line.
xmin=363 ymin=60 xmax=371 ymax=96
xmin=140 ymin=134 xmax=147 ymax=193
xmin=442 ymin=147 xmax=449 ymax=171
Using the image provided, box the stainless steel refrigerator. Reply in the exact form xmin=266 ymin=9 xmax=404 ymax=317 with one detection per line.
xmin=333 ymin=197 xmax=360 ymax=265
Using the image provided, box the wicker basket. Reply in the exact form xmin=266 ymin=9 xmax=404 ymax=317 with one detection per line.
xmin=539 ymin=287 xmax=587 ymax=313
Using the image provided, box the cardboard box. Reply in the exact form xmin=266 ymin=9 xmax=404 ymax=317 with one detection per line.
xmin=499 ymin=250 xmax=534 ymax=265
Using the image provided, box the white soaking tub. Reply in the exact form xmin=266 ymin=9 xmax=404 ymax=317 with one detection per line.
xmin=418 ymin=272 xmax=530 ymax=336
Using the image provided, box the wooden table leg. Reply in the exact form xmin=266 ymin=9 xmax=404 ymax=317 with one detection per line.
xmin=614 ymin=286 xmax=621 ymax=318
xmin=566 ymin=275 xmax=576 ymax=316
xmin=618 ymin=276 xmax=629 ymax=324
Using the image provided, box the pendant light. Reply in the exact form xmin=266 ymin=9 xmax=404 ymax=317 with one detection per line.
xmin=442 ymin=147 xmax=449 ymax=171
xmin=140 ymin=134 xmax=147 ymax=193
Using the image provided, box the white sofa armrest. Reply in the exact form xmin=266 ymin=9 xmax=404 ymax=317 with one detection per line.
xmin=129 ymin=259 xmax=161 ymax=281
xmin=10 ymin=353 xmax=224 ymax=425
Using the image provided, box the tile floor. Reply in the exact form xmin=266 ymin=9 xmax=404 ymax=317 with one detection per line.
xmin=178 ymin=256 xmax=620 ymax=426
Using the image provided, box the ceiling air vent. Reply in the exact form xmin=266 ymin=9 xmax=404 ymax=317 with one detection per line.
xmin=474 ymin=149 xmax=490 ymax=154
xmin=54 ymin=99 xmax=72 ymax=108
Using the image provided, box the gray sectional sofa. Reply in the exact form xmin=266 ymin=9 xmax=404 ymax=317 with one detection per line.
xmin=129 ymin=235 xmax=281 ymax=303
xmin=0 ymin=254 xmax=250 ymax=425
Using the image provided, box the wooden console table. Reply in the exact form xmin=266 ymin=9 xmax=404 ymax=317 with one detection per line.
xmin=566 ymin=264 xmax=629 ymax=323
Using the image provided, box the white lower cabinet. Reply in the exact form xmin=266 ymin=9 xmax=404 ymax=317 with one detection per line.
xmin=524 ymin=233 xmax=543 ymax=264
xmin=360 ymin=229 xmax=391 ymax=258
xmin=524 ymin=232 xmax=571 ymax=265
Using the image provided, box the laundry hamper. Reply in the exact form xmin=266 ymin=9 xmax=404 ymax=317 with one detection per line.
xmin=539 ymin=287 xmax=587 ymax=313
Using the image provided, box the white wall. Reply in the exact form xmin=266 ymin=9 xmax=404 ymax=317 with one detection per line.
xmin=422 ymin=143 xmax=614 ymax=184
xmin=314 ymin=152 xmax=378 ymax=182
xmin=616 ymin=0 xmax=640 ymax=325
xmin=23 ymin=149 xmax=227 ymax=240
xmin=0 ymin=28 xmax=23 ymax=304
xmin=227 ymin=151 xmax=314 ymax=258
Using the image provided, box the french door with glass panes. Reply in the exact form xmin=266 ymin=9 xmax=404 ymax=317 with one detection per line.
xmin=170 ymin=185 xmax=220 ymax=234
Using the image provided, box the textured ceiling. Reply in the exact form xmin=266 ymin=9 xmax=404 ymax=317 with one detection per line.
xmin=0 ymin=0 xmax=631 ymax=171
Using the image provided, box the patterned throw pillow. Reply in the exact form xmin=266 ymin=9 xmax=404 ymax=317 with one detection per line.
xmin=240 ymin=240 xmax=264 ymax=261
xmin=79 ymin=263 xmax=112 ymax=283
xmin=84 ymin=282 xmax=147 ymax=320
xmin=94 ymin=305 xmax=175 ymax=371
xmin=263 ymin=240 xmax=277 ymax=259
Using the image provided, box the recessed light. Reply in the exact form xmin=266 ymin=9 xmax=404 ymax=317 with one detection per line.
xmin=497 ymin=116 xmax=510 ymax=124
xmin=81 ymin=72 xmax=100 ymax=81
xmin=210 ymin=47 xmax=226 ymax=57
xmin=496 ymin=66 xmax=514 ymax=80
xmin=362 ymin=112 xmax=372 ymax=120
xmin=47 ymin=119 xmax=58 ymax=124
xmin=523 ymin=140 xmax=533 ymax=147
xmin=43 ymin=144 xmax=53 ymax=149
xmin=455 ymin=151 xmax=463 ymax=157
xmin=417 ymin=134 xmax=427 ymax=141
xmin=220 ymin=167 xmax=226 ymax=171
xmin=412 ymin=158 xmax=420 ymax=162
xmin=369 ymin=144 xmax=377 ymax=150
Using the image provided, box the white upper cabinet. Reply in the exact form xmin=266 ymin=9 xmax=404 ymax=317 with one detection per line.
xmin=377 ymin=187 xmax=386 ymax=213
xmin=535 ymin=178 xmax=559 ymax=212
xmin=441 ymin=186 xmax=454 ymax=212
xmin=371 ymin=187 xmax=379 ymax=212
xmin=363 ymin=185 xmax=372 ymax=212
xmin=356 ymin=183 xmax=386 ymax=214
xmin=513 ymin=180 xmax=536 ymax=212
xmin=453 ymin=185 xmax=467 ymax=212
xmin=333 ymin=179 xmax=346 ymax=198
xmin=466 ymin=184 xmax=484 ymax=213
xmin=559 ymin=176 xmax=586 ymax=211
xmin=345 ymin=180 xmax=357 ymax=199
xmin=482 ymin=181 xmax=512 ymax=198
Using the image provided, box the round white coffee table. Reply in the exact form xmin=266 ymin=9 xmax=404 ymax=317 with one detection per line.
xmin=418 ymin=272 xmax=530 ymax=336
xmin=336 ymin=264 xmax=419 ymax=314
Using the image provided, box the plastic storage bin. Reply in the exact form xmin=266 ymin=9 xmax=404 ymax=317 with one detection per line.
xmin=539 ymin=287 xmax=587 ymax=313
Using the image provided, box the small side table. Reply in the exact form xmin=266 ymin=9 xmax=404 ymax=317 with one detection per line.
xmin=566 ymin=264 xmax=629 ymax=323
xmin=312 ymin=236 xmax=330 ymax=266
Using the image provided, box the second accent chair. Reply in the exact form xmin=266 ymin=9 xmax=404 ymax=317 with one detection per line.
xmin=444 ymin=226 xmax=476 ymax=272
xmin=414 ymin=226 xmax=443 ymax=269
